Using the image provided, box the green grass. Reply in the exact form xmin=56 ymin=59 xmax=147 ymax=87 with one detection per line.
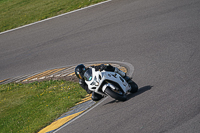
xmin=0 ymin=0 xmax=106 ymax=32
xmin=0 ymin=80 xmax=88 ymax=133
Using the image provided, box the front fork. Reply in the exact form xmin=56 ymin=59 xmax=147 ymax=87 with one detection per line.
xmin=102 ymin=83 xmax=128 ymax=95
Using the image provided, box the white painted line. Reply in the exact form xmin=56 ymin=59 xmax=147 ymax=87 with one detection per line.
xmin=53 ymin=97 xmax=108 ymax=133
xmin=0 ymin=0 xmax=112 ymax=35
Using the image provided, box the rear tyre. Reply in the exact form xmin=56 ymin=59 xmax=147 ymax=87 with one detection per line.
xmin=129 ymin=81 xmax=138 ymax=93
xmin=105 ymin=87 xmax=127 ymax=101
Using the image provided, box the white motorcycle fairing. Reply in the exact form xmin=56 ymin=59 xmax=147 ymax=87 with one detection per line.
xmin=84 ymin=68 xmax=132 ymax=97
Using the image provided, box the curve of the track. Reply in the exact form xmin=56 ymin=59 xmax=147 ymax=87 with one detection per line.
xmin=1 ymin=0 xmax=200 ymax=132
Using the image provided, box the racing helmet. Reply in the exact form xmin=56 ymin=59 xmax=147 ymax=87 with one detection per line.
xmin=75 ymin=64 xmax=86 ymax=79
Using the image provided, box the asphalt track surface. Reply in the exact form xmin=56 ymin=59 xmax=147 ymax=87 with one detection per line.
xmin=1 ymin=0 xmax=200 ymax=132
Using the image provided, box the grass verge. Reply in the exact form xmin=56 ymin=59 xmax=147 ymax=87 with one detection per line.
xmin=0 ymin=80 xmax=87 ymax=133
xmin=0 ymin=0 xmax=106 ymax=32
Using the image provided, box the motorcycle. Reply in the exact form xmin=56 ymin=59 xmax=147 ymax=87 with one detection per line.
xmin=84 ymin=67 xmax=138 ymax=101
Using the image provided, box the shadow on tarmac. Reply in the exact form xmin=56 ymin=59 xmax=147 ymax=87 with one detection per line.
xmin=104 ymin=85 xmax=153 ymax=104
xmin=127 ymin=85 xmax=153 ymax=100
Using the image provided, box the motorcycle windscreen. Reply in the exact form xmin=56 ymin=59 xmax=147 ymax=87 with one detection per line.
xmin=84 ymin=69 xmax=93 ymax=81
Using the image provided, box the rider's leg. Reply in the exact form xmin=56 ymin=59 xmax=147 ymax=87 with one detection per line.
xmin=114 ymin=67 xmax=126 ymax=77
xmin=114 ymin=67 xmax=132 ymax=83
xmin=105 ymin=65 xmax=132 ymax=83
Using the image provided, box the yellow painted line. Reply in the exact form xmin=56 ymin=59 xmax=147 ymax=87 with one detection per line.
xmin=38 ymin=111 xmax=84 ymax=133
xmin=22 ymin=70 xmax=52 ymax=82
xmin=22 ymin=67 xmax=66 ymax=82
xmin=68 ymin=72 xmax=75 ymax=76
xmin=81 ymin=97 xmax=92 ymax=102
xmin=43 ymin=67 xmax=66 ymax=77
xmin=119 ymin=66 xmax=127 ymax=73
xmin=92 ymin=63 xmax=102 ymax=66
xmin=76 ymin=97 xmax=92 ymax=105
xmin=0 ymin=78 xmax=9 ymax=83
xmin=86 ymin=94 xmax=91 ymax=97
xmin=38 ymin=93 xmax=92 ymax=133
xmin=76 ymin=94 xmax=92 ymax=105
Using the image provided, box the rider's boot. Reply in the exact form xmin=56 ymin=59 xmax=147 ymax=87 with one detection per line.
xmin=92 ymin=92 xmax=103 ymax=101
xmin=114 ymin=68 xmax=132 ymax=83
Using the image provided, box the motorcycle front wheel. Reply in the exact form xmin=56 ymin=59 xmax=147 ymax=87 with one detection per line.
xmin=129 ymin=81 xmax=138 ymax=93
xmin=105 ymin=86 xmax=127 ymax=101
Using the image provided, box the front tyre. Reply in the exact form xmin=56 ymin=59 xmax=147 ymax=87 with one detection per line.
xmin=129 ymin=81 xmax=138 ymax=93
xmin=105 ymin=87 xmax=127 ymax=101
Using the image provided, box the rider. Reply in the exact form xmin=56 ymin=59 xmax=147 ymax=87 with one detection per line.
xmin=75 ymin=64 xmax=131 ymax=101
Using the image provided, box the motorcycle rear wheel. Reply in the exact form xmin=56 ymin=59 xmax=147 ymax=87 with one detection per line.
xmin=105 ymin=87 xmax=127 ymax=101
